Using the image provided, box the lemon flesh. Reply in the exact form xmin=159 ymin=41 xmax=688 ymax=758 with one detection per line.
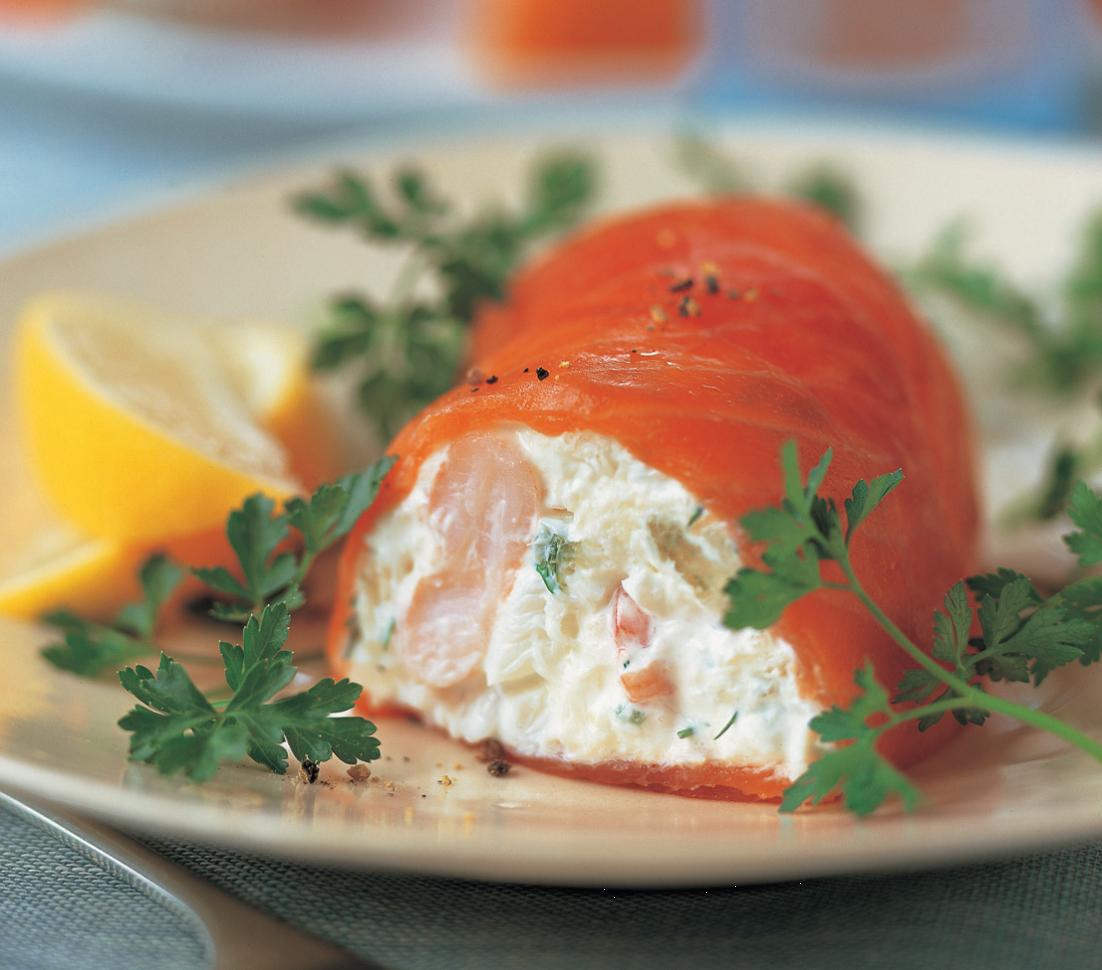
xmin=16 ymin=293 xmax=301 ymax=542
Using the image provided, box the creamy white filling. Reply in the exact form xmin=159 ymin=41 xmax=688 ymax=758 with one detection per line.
xmin=347 ymin=428 xmax=821 ymax=782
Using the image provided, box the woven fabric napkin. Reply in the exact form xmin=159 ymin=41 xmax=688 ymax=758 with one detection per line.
xmin=3 ymin=798 xmax=1100 ymax=970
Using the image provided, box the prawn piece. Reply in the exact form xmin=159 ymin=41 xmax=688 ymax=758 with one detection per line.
xmin=402 ymin=433 xmax=542 ymax=687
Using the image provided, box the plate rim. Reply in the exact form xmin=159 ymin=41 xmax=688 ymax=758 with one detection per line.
xmin=6 ymin=114 xmax=1102 ymax=886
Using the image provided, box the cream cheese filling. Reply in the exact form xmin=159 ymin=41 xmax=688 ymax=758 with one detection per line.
xmin=347 ymin=427 xmax=821 ymax=781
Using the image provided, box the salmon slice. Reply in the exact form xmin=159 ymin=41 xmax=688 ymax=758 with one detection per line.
xmin=328 ymin=198 xmax=979 ymax=798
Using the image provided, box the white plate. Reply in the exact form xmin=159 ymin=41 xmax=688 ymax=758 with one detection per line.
xmin=4 ymin=120 xmax=1102 ymax=887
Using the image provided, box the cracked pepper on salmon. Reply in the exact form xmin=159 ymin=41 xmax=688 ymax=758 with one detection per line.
xmin=327 ymin=198 xmax=979 ymax=800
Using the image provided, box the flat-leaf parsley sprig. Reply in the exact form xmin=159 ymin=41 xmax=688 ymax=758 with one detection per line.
xmin=192 ymin=458 xmax=395 ymax=623
xmin=118 ymin=603 xmax=379 ymax=783
xmin=40 ymin=555 xmax=185 ymax=677
xmin=908 ymin=215 xmax=1102 ymax=524
xmin=724 ymin=441 xmax=1102 ymax=817
xmin=294 ymin=151 xmax=597 ymax=439
xmin=41 ymin=457 xmax=395 ymax=782
xmin=674 ymin=131 xmax=862 ymax=232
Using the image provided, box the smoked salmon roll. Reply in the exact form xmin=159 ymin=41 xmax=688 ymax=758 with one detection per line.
xmin=328 ymin=198 xmax=979 ymax=800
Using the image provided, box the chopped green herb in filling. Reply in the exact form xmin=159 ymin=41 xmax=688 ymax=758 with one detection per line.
xmin=533 ymin=525 xmax=578 ymax=594
xmin=615 ymin=705 xmax=647 ymax=725
xmin=713 ymin=709 xmax=739 ymax=740
xmin=380 ymin=618 xmax=396 ymax=650
xmin=676 ymin=726 xmax=695 ymax=739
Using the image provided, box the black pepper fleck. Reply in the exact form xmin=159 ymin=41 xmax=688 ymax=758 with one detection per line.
xmin=301 ymin=758 xmax=320 ymax=784
xmin=487 ymin=760 xmax=512 ymax=778
xmin=486 ymin=375 xmax=498 ymax=384
xmin=471 ymin=386 xmax=479 ymax=393
xmin=536 ymin=366 xmax=550 ymax=381
xmin=678 ymin=296 xmax=701 ymax=318
xmin=668 ymin=277 xmax=694 ymax=293
xmin=523 ymin=367 xmax=530 ymax=373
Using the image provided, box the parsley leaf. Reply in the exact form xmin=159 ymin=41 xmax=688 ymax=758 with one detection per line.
xmin=41 ymin=621 xmax=149 ymax=679
xmin=781 ymin=665 xmax=920 ymax=816
xmin=910 ymin=220 xmax=1047 ymax=348
xmin=785 ymin=164 xmax=862 ymax=232
xmin=40 ymin=553 xmax=183 ymax=677
xmin=966 ymin=567 xmax=1038 ymax=602
xmin=1065 ymin=481 xmax=1102 ymax=566
xmin=844 ymin=469 xmax=903 ymax=544
xmin=910 ymin=210 xmax=1102 ymax=397
xmin=285 ymin=459 xmax=396 ymax=557
xmin=119 ymin=603 xmax=380 ymax=782
xmin=193 ymin=458 xmax=394 ymax=622
xmin=296 ymin=151 xmax=596 ymax=439
xmin=724 ymin=441 xmax=839 ymax=629
xmin=723 ymin=551 xmax=822 ymax=630
xmin=931 ymin=581 xmax=972 ymax=671
xmin=1060 ymin=578 xmax=1102 ymax=665
xmin=673 ymin=131 xmax=749 ymax=195
xmin=192 ymin=494 xmax=293 ymax=619
xmin=116 ymin=555 xmax=185 ymax=639
xmin=725 ymin=440 xmax=1102 ymax=817
xmin=674 ymin=133 xmax=862 ymax=231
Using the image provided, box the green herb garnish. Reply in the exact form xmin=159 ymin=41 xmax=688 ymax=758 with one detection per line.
xmin=295 ymin=152 xmax=597 ymax=439
xmin=616 ymin=705 xmax=647 ymax=725
xmin=784 ymin=164 xmax=861 ymax=232
xmin=533 ymin=525 xmax=578 ymax=594
xmin=712 ymin=709 xmax=739 ymax=740
xmin=672 ymin=131 xmax=749 ymax=196
xmin=911 ymin=213 xmax=1102 ymax=393
xmin=41 ymin=555 xmax=184 ymax=677
xmin=676 ymin=726 xmax=695 ymax=739
xmin=192 ymin=461 xmax=395 ymax=623
xmin=724 ymin=441 xmax=1102 ymax=817
xmin=42 ymin=459 xmax=395 ymax=783
xmin=380 ymin=618 xmax=396 ymax=650
xmin=675 ymin=133 xmax=861 ymax=231
xmin=119 ymin=603 xmax=379 ymax=783
xmin=907 ymin=213 xmax=1102 ymax=523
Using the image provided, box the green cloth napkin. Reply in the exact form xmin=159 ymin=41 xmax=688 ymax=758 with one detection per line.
xmin=3 ymin=798 xmax=1099 ymax=970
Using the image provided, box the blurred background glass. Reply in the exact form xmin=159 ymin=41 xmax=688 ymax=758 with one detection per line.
xmin=0 ymin=0 xmax=1097 ymax=250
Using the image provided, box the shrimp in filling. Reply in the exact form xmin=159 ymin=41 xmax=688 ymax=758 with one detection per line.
xmin=343 ymin=427 xmax=821 ymax=784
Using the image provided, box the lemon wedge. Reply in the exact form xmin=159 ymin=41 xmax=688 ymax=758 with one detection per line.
xmin=209 ymin=320 xmax=342 ymax=489
xmin=0 ymin=526 xmax=142 ymax=622
xmin=15 ymin=292 xmax=302 ymax=543
xmin=0 ymin=448 xmax=139 ymax=620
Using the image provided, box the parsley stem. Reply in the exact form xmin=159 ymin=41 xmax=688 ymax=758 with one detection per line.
xmin=839 ymin=553 xmax=1102 ymax=766
xmin=389 ymin=248 xmax=427 ymax=305
xmin=882 ymin=696 xmax=976 ymax=729
xmin=295 ymin=550 xmax=317 ymax=587
xmin=966 ymin=692 xmax=1102 ymax=763
xmin=838 ymin=555 xmax=974 ymax=697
